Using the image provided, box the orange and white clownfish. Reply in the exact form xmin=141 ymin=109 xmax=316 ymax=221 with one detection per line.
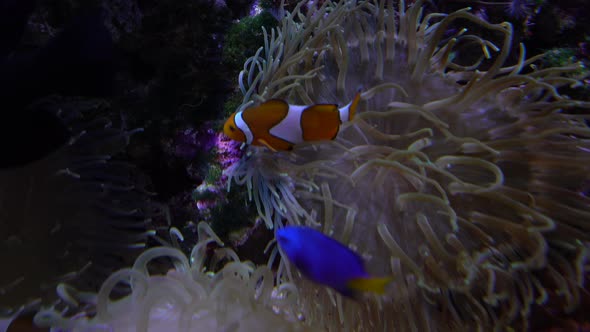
xmin=223 ymin=92 xmax=362 ymax=151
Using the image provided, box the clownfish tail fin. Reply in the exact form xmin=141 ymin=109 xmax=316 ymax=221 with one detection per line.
xmin=348 ymin=90 xmax=362 ymax=121
xmin=347 ymin=276 xmax=393 ymax=295
xmin=338 ymin=90 xmax=362 ymax=123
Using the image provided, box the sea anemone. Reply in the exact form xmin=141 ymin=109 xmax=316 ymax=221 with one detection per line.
xmin=227 ymin=0 xmax=590 ymax=330
xmin=0 ymin=99 xmax=155 ymax=317
xmin=32 ymin=223 xmax=311 ymax=331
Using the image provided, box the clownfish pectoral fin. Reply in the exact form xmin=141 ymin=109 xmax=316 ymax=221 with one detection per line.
xmin=256 ymin=138 xmax=293 ymax=152
xmin=347 ymin=276 xmax=393 ymax=295
xmin=256 ymin=138 xmax=277 ymax=152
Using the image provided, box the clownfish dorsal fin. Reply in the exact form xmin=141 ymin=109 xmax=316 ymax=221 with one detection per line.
xmin=347 ymin=276 xmax=393 ymax=295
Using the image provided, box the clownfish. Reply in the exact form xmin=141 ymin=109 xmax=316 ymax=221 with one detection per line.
xmin=223 ymin=92 xmax=362 ymax=151
xmin=276 ymin=225 xmax=393 ymax=298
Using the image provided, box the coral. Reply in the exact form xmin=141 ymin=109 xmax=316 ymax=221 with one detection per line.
xmin=542 ymin=48 xmax=588 ymax=77
xmin=226 ymin=0 xmax=590 ymax=330
xmin=169 ymin=127 xmax=217 ymax=162
xmin=214 ymin=131 xmax=244 ymax=171
xmin=193 ymin=183 xmax=223 ymax=215
xmin=222 ymin=10 xmax=279 ymax=75
xmin=155 ymin=117 xmax=253 ymax=252
xmin=32 ymin=223 xmax=312 ymax=332
xmin=196 ymin=131 xmax=257 ymax=240
xmin=223 ymin=92 xmax=247 ymax=118
xmin=101 ymin=0 xmax=143 ymax=41
xmin=504 ymin=0 xmax=533 ymax=18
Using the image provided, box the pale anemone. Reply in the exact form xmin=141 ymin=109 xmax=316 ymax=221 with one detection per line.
xmin=0 ymin=99 xmax=155 ymax=318
xmin=228 ymin=0 xmax=590 ymax=330
xmin=31 ymin=223 xmax=312 ymax=332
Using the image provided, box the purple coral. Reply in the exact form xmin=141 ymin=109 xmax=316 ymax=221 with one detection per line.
xmin=193 ymin=182 xmax=223 ymax=214
xmin=190 ymin=130 xmax=242 ymax=218
xmin=165 ymin=122 xmax=242 ymax=223
xmin=214 ymin=131 xmax=243 ymax=170
xmin=171 ymin=125 xmax=217 ymax=160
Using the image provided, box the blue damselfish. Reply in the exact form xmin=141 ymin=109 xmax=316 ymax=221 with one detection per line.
xmin=276 ymin=226 xmax=392 ymax=297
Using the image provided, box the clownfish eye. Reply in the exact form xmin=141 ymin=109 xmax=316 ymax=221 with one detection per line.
xmin=229 ymin=125 xmax=236 ymax=132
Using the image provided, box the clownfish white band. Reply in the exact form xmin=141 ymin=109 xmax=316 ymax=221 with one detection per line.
xmin=234 ymin=111 xmax=254 ymax=144
xmin=338 ymin=101 xmax=352 ymax=123
xmin=268 ymin=105 xmax=306 ymax=145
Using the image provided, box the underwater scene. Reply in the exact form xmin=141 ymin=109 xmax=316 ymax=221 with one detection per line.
xmin=1 ymin=0 xmax=590 ymax=331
